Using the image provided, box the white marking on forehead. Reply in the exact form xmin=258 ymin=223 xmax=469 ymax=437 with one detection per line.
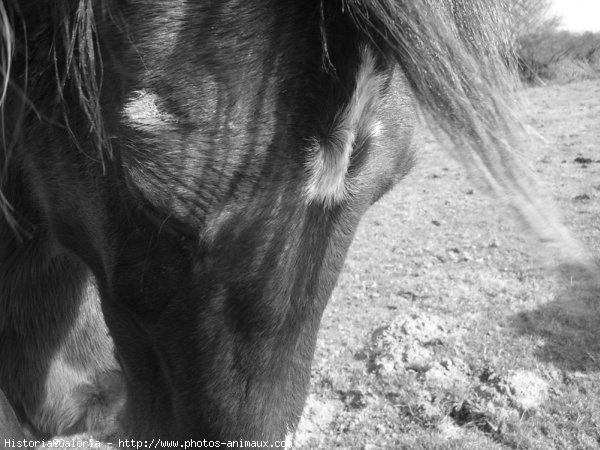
xmin=122 ymin=89 xmax=178 ymax=126
xmin=305 ymin=48 xmax=383 ymax=207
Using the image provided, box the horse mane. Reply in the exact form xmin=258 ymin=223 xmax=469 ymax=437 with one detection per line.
xmin=345 ymin=0 xmax=593 ymax=268
xmin=0 ymin=0 xmax=594 ymax=268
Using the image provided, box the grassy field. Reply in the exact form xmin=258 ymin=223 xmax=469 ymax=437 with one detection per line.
xmin=296 ymin=80 xmax=600 ymax=449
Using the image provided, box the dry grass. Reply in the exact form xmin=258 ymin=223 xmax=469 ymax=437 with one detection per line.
xmin=548 ymin=60 xmax=600 ymax=85
xmin=296 ymin=80 xmax=600 ymax=449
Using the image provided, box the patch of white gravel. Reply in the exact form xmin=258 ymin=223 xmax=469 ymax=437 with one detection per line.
xmin=369 ymin=311 xmax=448 ymax=374
xmin=506 ymin=370 xmax=548 ymax=410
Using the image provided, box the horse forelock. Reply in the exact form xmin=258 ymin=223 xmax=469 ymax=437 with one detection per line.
xmin=0 ymin=1 xmax=16 ymax=228
xmin=0 ymin=0 xmax=114 ymax=233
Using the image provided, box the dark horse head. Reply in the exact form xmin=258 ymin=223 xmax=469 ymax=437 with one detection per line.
xmin=0 ymin=0 xmax=590 ymax=442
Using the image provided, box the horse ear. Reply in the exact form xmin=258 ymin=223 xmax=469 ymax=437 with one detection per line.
xmin=0 ymin=389 xmax=27 ymax=441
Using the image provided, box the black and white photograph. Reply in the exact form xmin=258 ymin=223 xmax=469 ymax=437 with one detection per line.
xmin=1 ymin=1 xmax=599 ymax=448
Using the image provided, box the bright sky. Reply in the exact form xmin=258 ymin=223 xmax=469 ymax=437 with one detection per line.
xmin=550 ymin=0 xmax=600 ymax=32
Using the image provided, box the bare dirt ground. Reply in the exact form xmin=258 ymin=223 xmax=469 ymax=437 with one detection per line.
xmin=296 ymin=80 xmax=600 ymax=449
